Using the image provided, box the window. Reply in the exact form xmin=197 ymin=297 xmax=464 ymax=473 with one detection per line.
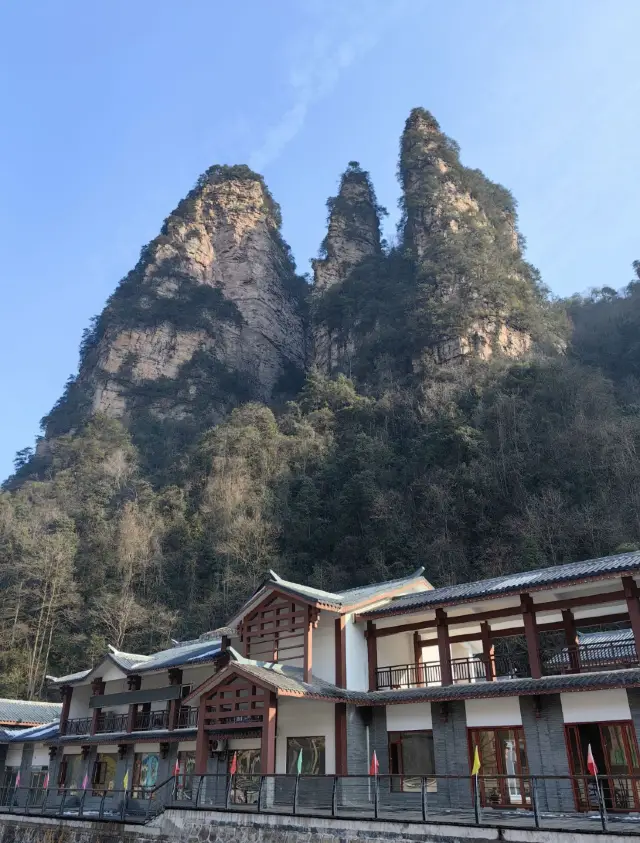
xmin=229 ymin=749 xmax=261 ymax=804
xmin=388 ymin=731 xmax=436 ymax=792
xmin=1 ymin=768 xmax=18 ymax=804
xmin=92 ymin=753 xmax=117 ymax=795
xmin=468 ymin=727 xmax=530 ymax=808
xmin=132 ymin=752 xmax=159 ymax=797
xmin=58 ymin=754 xmax=81 ymax=792
xmin=30 ymin=768 xmax=48 ymax=806
xmin=286 ymin=737 xmax=325 ymax=775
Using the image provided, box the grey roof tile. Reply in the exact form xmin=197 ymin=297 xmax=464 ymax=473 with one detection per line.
xmin=362 ymin=551 xmax=640 ymax=618
xmin=0 ymin=699 xmax=62 ymax=726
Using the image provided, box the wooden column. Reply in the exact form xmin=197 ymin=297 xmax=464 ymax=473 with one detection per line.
xmin=303 ymin=605 xmax=315 ymax=683
xmin=195 ymin=695 xmax=209 ymax=775
xmin=335 ymin=616 xmax=347 ymax=688
xmin=366 ymin=621 xmax=378 ymax=691
xmin=90 ymin=678 xmax=105 ymax=735
xmin=335 ymin=703 xmax=347 ymax=775
xmin=480 ymin=622 xmax=495 ymax=681
xmin=436 ymin=609 xmax=453 ymax=686
xmin=562 ymin=609 xmax=579 ymax=673
xmin=60 ymin=685 xmax=72 ymax=734
xmin=167 ymin=667 xmax=183 ymax=731
xmin=623 ymin=576 xmax=640 ymax=658
xmin=260 ymin=692 xmax=277 ymax=774
xmin=126 ymin=674 xmax=141 ymax=733
xmin=413 ymin=631 xmax=424 ymax=686
xmin=521 ymin=594 xmax=542 ymax=679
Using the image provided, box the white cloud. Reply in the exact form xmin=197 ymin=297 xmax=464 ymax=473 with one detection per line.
xmin=249 ymin=0 xmax=409 ymax=172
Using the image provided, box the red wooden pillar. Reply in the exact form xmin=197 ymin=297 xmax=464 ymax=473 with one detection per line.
xmin=335 ymin=703 xmax=347 ymax=775
xmin=126 ymin=675 xmax=141 ymax=733
xmin=480 ymin=622 xmax=495 ymax=681
xmin=60 ymin=685 xmax=73 ymax=734
xmin=167 ymin=667 xmax=183 ymax=731
xmin=521 ymin=594 xmax=542 ymax=679
xmin=623 ymin=577 xmax=640 ymax=659
xmin=195 ymin=695 xmax=209 ymax=775
xmin=562 ymin=609 xmax=579 ymax=673
xmin=413 ymin=631 xmax=424 ymax=686
xmin=90 ymin=678 xmax=105 ymax=735
xmin=335 ymin=616 xmax=347 ymax=688
xmin=366 ymin=621 xmax=378 ymax=691
xmin=436 ymin=609 xmax=453 ymax=686
xmin=260 ymin=692 xmax=277 ymax=774
xmin=303 ymin=605 xmax=314 ymax=683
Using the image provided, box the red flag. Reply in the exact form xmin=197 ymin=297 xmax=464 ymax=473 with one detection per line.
xmin=229 ymin=751 xmax=237 ymax=775
xmin=43 ymin=772 xmax=49 ymax=789
xmin=173 ymin=758 xmax=180 ymax=777
xmin=587 ymin=744 xmax=598 ymax=776
xmin=369 ymin=750 xmax=379 ymax=776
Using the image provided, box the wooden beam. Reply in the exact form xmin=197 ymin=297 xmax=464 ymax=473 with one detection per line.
xmin=436 ymin=609 xmax=453 ymax=686
xmin=521 ymin=593 xmax=542 ymax=679
xmin=335 ymin=616 xmax=347 ymax=688
xmin=260 ymin=692 xmax=277 ymax=774
xmin=562 ymin=609 xmax=579 ymax=673
xmin=335 ymin=703 xmax=347 ymax=775
xmin=623 ymin=577 xmax=640 ymax=658
xmin=195 ymin=695 xmax=209 ymax=775
xmin=304 ymin=605 xmax=313 ymax=683
xmin=481 ymin=622 xmax=495 ymax=682
xmin=367 ymin=621 xmax=377 ymax=692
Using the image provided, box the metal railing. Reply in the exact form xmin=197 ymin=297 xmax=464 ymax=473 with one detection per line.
xmin=61 ymin=717 xmax=92 ymax=736
xmin=133 ymin=709 xmax=169 ymax=731
xmin=177 ymin=706 xmax=198 ymax=728
xmin=376 ymin=654 xmax=530 ymax=690
xmin=3 ymin=774 xmax=640 ymax=832
xmin=544 ymin=640 xmax=640 ymax=674
xmin=95 ymin=712 xmax=128 ymax=733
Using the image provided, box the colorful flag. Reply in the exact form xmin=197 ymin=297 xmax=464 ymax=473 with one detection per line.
xmin=82 ymin=772 xmax=88 ymax=790
xmin=369 ymin=750 xmax=379 ymax=776
xmin=122 ymin=769 xmax=129 ymax=792
xmin=43 ymin=772 xmax=49 ymax=789
xmin=296 ymin=749 xmax=303 ymax=775
xmin=229 ymin=752 xmax=237 ymax=776
xmin=587 ymin=744 xmax=598 ymax=776
xmin=471 ymin=745 xmax=481 ymax=776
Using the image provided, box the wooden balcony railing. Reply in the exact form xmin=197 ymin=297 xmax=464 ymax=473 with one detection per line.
xmin=62 ymin=717 xmax=91 ymax=736
xmin=177 ymin=707 xmax=198 ymax=729
xmin=543 ymin=640 xmax=639 ymax=675
xmin=134 ymin=709 xmax=169 ymax=731
xmin=375 ymin=654 xmax=530 ymax=690
xmin=95 ymin=712 xmax=128 ymax=733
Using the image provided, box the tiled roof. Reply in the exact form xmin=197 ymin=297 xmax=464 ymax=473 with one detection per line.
xmin=48 ymin=639 xmax=222 ymax=687
xmin=261 ymin=568 xmax=428 ymax=611
xmin=369 ymin=668 xmax=640 ymax=703
xmin=9 ymin=722 xmax=59 ymax=742
xmin=361 ymin=551 xmax=640 ymax=619
xmin=0 ymin=698 xmax=62 ymax=726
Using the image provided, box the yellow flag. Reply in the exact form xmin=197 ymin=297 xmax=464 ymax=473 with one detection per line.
xmin=122 ymin=770 xmax=129 ymax=791
xmin=471 ymin=745 xmax=481 ymax=776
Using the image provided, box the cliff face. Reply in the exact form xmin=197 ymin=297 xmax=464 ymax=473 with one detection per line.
xmin=399 ymin=108 xmax=535 ymax=364
xmin=311 ymin=163 xmax=382 ymax=375
xmin=43 ymin=167 xmax=307 ymax=444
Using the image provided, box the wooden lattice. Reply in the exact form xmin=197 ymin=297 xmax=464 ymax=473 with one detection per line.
xmin=202 ymin=674 xmax=266 ymax=731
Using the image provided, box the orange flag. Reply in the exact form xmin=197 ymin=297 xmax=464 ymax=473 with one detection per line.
xmin=229 ymin=751 xmax=237 ymax=775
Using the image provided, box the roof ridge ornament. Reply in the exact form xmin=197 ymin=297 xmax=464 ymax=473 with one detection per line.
xmin=269 ymin=569 xmax=284 ymax=583
xmin=107 ymin=644 xmax=119 ymax=654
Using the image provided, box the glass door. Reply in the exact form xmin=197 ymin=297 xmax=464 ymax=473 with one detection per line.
xmin=469 ymin=727 xmax=531 ymax=808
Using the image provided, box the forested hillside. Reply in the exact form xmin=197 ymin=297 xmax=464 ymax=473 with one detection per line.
xmin=1 ymin=108 xmax=639 ymax=699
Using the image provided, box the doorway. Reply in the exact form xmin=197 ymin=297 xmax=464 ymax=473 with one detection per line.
xmin=565 ymin=721 xmax=640 ymax=811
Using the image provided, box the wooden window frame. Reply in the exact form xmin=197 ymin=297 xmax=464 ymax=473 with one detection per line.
xmin=388 ymin=729 xmax=436 ymax=792
xmin=467 ymin=726 xmax=530 ymax=809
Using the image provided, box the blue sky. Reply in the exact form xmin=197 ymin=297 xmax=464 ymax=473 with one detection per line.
xmin=1 ymin=0 xmax=639 ymax=480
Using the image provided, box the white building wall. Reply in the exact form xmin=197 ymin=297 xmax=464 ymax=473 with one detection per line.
xmin=312 ymin=615 xmax=336 ymax=684
xmin=68 ymin=684 xmax=91 ymax=719
xmin=4 ymin=747 xmax=23 ymax=767
xmin=386 ymin=703 xmax=432 ymax=732
xmin=560 ymin=689 xmax=631 ymax=723
xmin=275 ymin=699 xmax=336 ymax=775
xmin=377 ymin=633 xmax=413 ymax=669
xmin=32 ymin=746 xmax=50 ymax=767
xmin=465 ymin=697 xmax=523 ymax=727
xmin=346 ymin=616 xmax=368 ymax=691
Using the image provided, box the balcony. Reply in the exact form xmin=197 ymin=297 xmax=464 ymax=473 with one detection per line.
xmin=62 ymin=717 xmax=91 ymax=736
xmin=95 ymin=712 xmax=128 ymax=733
xmin=376 ymin=654 xmax=534 ymax=690
xmin=177 ymin=707 xmax=198 ymax=729
xmin=543 ymin=639 xmax=640 ymax=675
xmin=133 ymin=709 xmax=169 ymax=731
